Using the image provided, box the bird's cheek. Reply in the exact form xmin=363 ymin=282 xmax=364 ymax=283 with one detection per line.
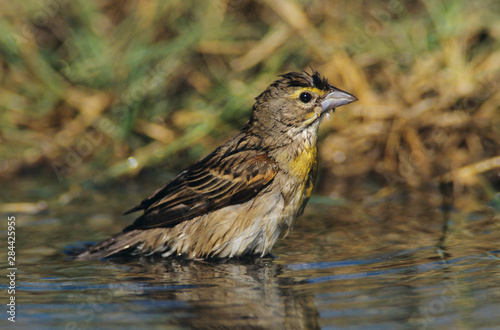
xmin=302 ymin=111 xmax=318 ymax=126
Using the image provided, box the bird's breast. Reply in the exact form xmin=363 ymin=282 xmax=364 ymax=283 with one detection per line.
xmin=275 ymin=144 xmax=317 ymax=181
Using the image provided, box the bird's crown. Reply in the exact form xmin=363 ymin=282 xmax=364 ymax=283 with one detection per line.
xmin=277 ymin=70 xmax=333 ymax=94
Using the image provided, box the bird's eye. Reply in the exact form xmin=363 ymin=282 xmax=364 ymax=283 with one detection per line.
xmin=299 ymin=92 xmax=312 ymax=103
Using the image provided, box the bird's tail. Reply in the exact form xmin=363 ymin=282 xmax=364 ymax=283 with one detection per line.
xmin=75 ymin=230 xmax=144 ymax=260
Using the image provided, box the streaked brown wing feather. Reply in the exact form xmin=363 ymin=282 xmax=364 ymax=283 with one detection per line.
xmin=123 ymin=150 xmax=278 ymax=231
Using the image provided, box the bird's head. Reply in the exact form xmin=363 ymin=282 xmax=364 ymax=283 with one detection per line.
xmin=250 ymin=70 xmax=357 ymax=139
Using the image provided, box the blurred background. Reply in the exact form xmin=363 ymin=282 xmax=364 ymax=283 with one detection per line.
xmin=1 ymin=2 xmax=500 ymax=328
xmin=0 ymin=0 xmax=499 ymax=206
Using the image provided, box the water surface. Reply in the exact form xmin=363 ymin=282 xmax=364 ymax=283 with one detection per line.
xmin=1 ymin=178 xmax=499 ymax=329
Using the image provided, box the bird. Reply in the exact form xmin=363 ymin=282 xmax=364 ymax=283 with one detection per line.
xmin=76 ymin=70 xmax=357 ymax=260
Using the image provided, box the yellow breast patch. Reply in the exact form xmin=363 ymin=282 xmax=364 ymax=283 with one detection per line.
xmin=289 ymin=146 xmax=317 ymax=180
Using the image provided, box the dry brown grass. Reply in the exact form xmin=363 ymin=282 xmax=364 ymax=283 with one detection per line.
xmin=0 ymin=0 xmax=498 ymax=202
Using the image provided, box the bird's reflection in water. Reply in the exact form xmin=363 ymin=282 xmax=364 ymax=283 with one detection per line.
xmin=104 ymin=256 xmax=320 ymax=329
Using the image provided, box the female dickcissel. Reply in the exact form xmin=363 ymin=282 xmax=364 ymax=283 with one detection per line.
xmin=77 ymin=70 xmax=357 ymax=260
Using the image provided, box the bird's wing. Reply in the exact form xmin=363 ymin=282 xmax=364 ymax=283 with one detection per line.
xmin=122 ymin=149 xmax=278 ymax=231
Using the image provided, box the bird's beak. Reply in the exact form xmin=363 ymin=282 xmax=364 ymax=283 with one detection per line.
xmin=321 ymin=89 xmax=358 ymax=113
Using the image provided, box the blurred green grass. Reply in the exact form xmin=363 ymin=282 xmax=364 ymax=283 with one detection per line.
xmin=0 ymin=0 xmax=499 ymax=205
